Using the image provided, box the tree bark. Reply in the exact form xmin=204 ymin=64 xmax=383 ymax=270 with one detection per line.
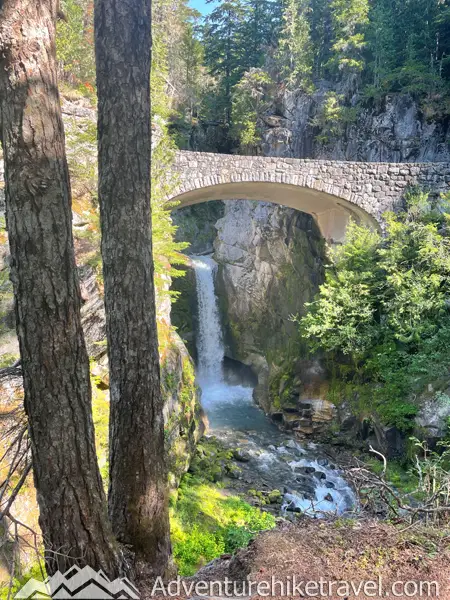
xmin=94 ymin=0 xmax=171 ymax=574
xmin=0 ymin=0 xmax=120 ymax=576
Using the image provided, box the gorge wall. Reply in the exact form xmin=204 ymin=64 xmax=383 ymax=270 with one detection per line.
xmin=186 ymin=92 xmax=450 ymax=163
xmin=214 ymin=201 xmax=325 ymax=413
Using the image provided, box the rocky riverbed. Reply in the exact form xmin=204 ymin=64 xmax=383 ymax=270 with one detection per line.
xmin=193 ymin=396 xmax=356 ymax=519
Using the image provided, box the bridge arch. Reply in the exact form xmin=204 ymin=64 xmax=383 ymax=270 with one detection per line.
xmin=170 ymin=151 xmax=450 ymax=242
xmin=170 ymin=179 xmax=374 ymax=243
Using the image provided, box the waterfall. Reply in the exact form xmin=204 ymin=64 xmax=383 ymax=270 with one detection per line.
xmin=190 ymin=255 xmax=355 ymax=517
xmin=191 ymin=254 xmax=257 ymax=430
xmin=191 ymin=256 xmax=224 ymax=384
xmin=190 ymin=255 xmax=355 ymax=518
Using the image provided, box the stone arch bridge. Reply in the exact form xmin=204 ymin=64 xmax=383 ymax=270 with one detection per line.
xmin=171 ymin=151 xmax=450 ymax=242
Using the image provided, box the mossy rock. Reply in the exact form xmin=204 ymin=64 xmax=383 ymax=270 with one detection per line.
xmin=267 ymin=489 xmax=283 ymax=504
xmin=225 ymin=463 xmax=243 ymax=479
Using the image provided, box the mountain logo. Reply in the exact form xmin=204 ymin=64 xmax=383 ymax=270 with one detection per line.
xmin=14 ymin=564 xmax=140 ymax=599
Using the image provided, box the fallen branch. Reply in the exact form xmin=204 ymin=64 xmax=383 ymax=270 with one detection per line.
xmin=345 ymin=451 xmax=450 ymax=526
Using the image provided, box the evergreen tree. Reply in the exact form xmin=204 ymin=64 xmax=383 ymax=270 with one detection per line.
xmin=241 ymin=0 xmax=281 ymax=69
xmin=275 ymin=0 xmax=314 ymax=90
xmin=300 ymin=192 xmax=450 ymax=431
xmin=231 ymin=67 xmax=273 ymax=151
xmin=202 ymin=0 xmax=246 ymax=124
xmin=0 ymin=0 xmax=120 ymax=576
xmin=179 ymin=18 xmax=206 ymax=120
xmin=309 ymin=0 xmax=333 ymax=79
xmin=95 ymin=0 xmax=171 ymax=574
xmin=436 ymin=1 xmax=450 ymax=80
xmin=328 ymin=0 xmax=369 ymax=76
xmin=56 ymin=0 xmax=95 ymax=87
xmin=366 ymin=0 xmax=396 ymax=88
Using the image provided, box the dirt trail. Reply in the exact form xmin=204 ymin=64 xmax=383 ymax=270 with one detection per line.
xmin=143 ymin=519 xmax=450 ymax=599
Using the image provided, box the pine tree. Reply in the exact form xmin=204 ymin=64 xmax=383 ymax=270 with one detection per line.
xmin=328 ymin=0 xmax=369 ymax=76
xmin=366 ymin=0 xmax=396 ymax=88
xmin=203 ymin=0 xmax=246 ymax=124
xmin=231 ymin=67 xmax=273 ymax=151
xmin=309 ymin=0 xmax=333 ymax=79
xmin=95 ymin=0 xmax=171 ymax=574
xmin=275 ymin=0 xmax=314 ymax=90
xmin=241 ymin=0 xmax=281 ymax=69
xmin=0 ymin=0 xmax=120 ymax=576
xmin=179 ymin=19 xmax=206 ymax=120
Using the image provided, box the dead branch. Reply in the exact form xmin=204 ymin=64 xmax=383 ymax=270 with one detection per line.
xmin=0 ymin=461 xmax=32 ymax=521
xmin=345 ymin=452 xmax=450 ymax=526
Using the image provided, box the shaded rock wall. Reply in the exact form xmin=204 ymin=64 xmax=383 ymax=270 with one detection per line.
xmin=80 ymin=266 xmax=205 ymax=490
xmin=170 ymin=260 xmax=198 ymax=361
xmin=213 ymin=200 xmax=324 ymax=365
xmin=172 ymin=202 xmax=224 ymax=256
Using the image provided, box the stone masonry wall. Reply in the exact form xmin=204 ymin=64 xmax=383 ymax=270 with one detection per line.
xmin=172 ymin=151 xmax=450 ymax=226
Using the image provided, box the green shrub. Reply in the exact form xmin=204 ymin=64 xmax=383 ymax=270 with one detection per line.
xmin=299 ymin=190 xmax=450 ymax=431
xmin=56 ymin=0 xmax=95 ymax=89
xmin=0 ymin=562 xmax=46 ymax=600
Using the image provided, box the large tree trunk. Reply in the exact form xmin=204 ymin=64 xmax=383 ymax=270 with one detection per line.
xmin=94 ymin=0 xmax=171 ymax=574
xmin=0 ymin=0 xmax=120 ymax=577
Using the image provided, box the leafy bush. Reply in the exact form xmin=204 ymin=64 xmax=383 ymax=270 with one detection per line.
xmin=151 ymin=129 xmax=189 ymax=296
xmin=299 ymin=190 xmax=450 ymax=430
xmin=0 ymin=563 xmax=46 ymax=600
xmin=231 ymin=69 xmax=273 ymax=153
xmin=311 ymin=92 xmax=358 ymax=144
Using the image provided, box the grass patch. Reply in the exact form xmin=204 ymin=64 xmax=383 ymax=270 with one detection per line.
xmin=0 ymin=563 xmax=46 ymax=600
xmin=0 ymin=352 xmax=19 ymax=369
xmin=170 ymin=471 xmax=276 ymax=576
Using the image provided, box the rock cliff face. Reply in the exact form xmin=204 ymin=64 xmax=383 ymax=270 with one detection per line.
xmin=214 ymin=200 xmax=323 ymax=360
xmin=172 ymin=202 xmax=225 ymax=256
xmin=261 ymin=91 xmax=450 ymax=163
xmin=80 ymin=267 xmax=205 ymax=489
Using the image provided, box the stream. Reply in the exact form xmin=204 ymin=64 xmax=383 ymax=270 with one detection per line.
xmin=192 ymin=255 xmax=356 ymax=518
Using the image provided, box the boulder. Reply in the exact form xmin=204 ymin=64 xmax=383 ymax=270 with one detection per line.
xmin=226 ymin=463 xmax=243 ymax=479
xmin=294 ymin=466 xmax=316 ymax=475
xmin=233 ymin=448 xmax=251 ymax=462
xmin=415 ymin=393 xmax=450 ymax=443
xmin=267 ymin=489 xmax=283 ymax=503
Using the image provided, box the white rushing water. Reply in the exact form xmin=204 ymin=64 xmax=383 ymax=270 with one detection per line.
xmin=192 ymin=255 xmax=256 ymax=429
xmin=191 ymin=256 xmax=224 ymax=385
xmin=191 ymin=254 xmax=356 ymax=518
